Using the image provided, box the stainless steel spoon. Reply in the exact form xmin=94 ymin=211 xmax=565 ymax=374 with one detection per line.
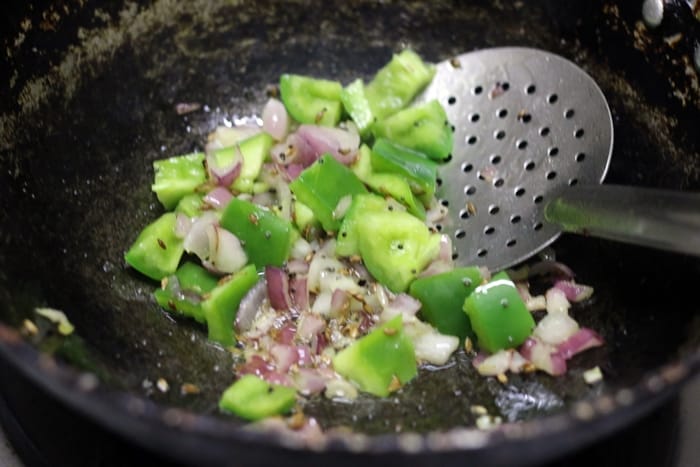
xmin=417 ymin=47 xmax=700 ymax=271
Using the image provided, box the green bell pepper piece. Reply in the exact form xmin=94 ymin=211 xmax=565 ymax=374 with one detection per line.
xmin=372 ymin=100 xmax=453 ymax=162
xmin=340 ymin=78 xmax=375 ymax=136
xmin=219 ymin=374 xmax=296 ymax=421
xmin=202 ymin=264 xmax=259 ymax=346
xmin=220 ymin=198 xmax=293 ymax=269
xmin=371 ymin=138 xmax=438 ymax=198
xmin=366 ymin=172 xmax=425 ymax=220
xmin=409 ymin=267 xmax=485 ymax=341
xmin=175 ymin=193 xmax=204 ymax=217
xmin=333 ymin=315 xmax=417 ymax=397
xmin=289 ymin=154 xmax=368 ymax=233
xmin=365 ymin=49 xmax=436 ymax=121
xmin=356 ymin=209 xmax=441 ymax=292
xmin=463 ymin=272 xmax=536 ymax=353
xmin=154 ymin=262 xmax=218 ymax=323
xmin=336 ymin=193 xmax=390 ymax=257
xmin=279 ymin=74 xmax=343 ymax=127
xmin=151 ymin=153 xmax=206 ymax=210
xmin=125 ymin=212 xmax=184 ymax=281
xmin=219 ymin=132 xmax=274 ymax=193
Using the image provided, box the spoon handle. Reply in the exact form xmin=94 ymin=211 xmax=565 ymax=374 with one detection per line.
xmin=545 ymin=185 xmax=700 ymax=257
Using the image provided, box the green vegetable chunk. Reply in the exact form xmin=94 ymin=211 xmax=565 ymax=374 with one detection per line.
xmin=463 ymin=272 xmax=536 ymax=353
xmin=279 ymin=74 xmax=343 ymax=127
xmin=333 ymin=315 xmax=417 ymax=397
xmin=151 ymin=153 xmax=206 ymax=210
xmin=409 ymin=267 xmax=485 ymax=341
xmin=219 ymin=374 xmax=296 ymax=421
xmin=336 ymin=193 xmax=391 ymax=257
xmin=220 ymin=198 xmax=293 ymax=269
xmin=365 ymin=49 xmax=436 ymax=121
xmin=289 ymin=154 xmax=368 ymax=233
xmin=371 ymin=138 xmax=438 ymax=198
xmin=222 ymin=132 xmax=274 ymax=193
xmin=202 ymin=264 xmax=259 ymax=346
xmin=125 ymin=212 xmax=184 ymax=281
xmin=365 ymin=172 xmax=425 ymax=220
xmin=355 ymin=209 xmax=441 ymax=292
xmin=372 ymin=100 xmax=453 ymax=162
xmin=340 ymin=78 xmax=374 ymax=136
xmin=154 ymin=262 xmax=219 ymax=323
xmin=175 ymin=193 xmax=204 ymax=217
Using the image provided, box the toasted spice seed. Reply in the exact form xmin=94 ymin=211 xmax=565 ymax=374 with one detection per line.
xmin=383 ymin=327 xmax=398 ymax=336
xmin=21 ymin=319 xmax=38 ymax=336
xmin=466 ymin=202 xmax=477 ymax=216
xmin=450 ymin=57 xmax=461 ymax=68
xmin=180 ymin=383 xmax=201 ymax=395
xmin=464 ymin=337 xmax=473 ymax=353
xmin=315 ymin=107 xmax=327 ymax=124
xmin=157 ymin=378 xmax=170 ymax=393
xmin=248 ymin=213 xmax=259 ymax=225
xmin=387 ymin=374 xmax=402 ymax=392
xmin=522 ymin=362 xmax=537 ymax=373
xmin=157 ymin=238 xmax=167 ymax=250
xmin=287 ymin=411 xmax=306 ymax=429
xmin=496 ymin=373 xmax=508 ymax=384
xmin=167 ymin=300 xmax=177 ymax=311
xmin=470 ymin=404 xmax=488 ymax=416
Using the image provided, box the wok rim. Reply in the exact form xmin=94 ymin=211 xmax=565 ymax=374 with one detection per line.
xmin=0 ymin=323 xmax=697 ymax=465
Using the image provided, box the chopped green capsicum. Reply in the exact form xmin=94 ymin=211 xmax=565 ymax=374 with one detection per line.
xmin=219 ymin=374 xmax=296 ymax=421
xmin=289 ymin=154 xmax=368 ymax=233
xmin=124 ymin=212 xmax=184 ymax=281
xmin=333 ymin=315 xmax=417 ymax=397
xmin=463 ymin=272 xmax=535 ymax=353
xmin=221 ymin=132 xmax=274 ymax=193
xmin=175 ymin=193 xmax=204 ymax=217
xmin=279 ymin=74 xmax=343 ymax=127
xmin=372 ymin=100 xmax=453 ymax=162
xmin=371 ymin=138 xmax=438 ymax=198
xmin=365 ymin=49 xmax=436 ymax=121
xmin=151 ymin=153 xmax=207 ymax=210
xmin=340 ymin=78 xmax=374 ymax=136
xmin=154 ymin=262 xmax=219 ymax=323
xmin=220 ymin=198 xmax=293 ymax=269
xmin=355 ymin=209 xmax=441 ymax=292
xmin=336 ymin=193 xmax=391 ymax=257
xmin=409 ymin=267 xmax=485 ymax=341
xmin=202 ymin=264 xmax=259 ymax=346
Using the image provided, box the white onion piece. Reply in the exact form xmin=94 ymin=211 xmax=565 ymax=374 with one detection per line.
xmin=207 ymin=125 xmax=261 ymax=148
xmin=437 ymin=234 xmax=454 ymax=263
xmin=545 ymin=287 xmax=570 ymax=314
xmin=406 ymin=321 xmax=459 ymax=365
xmin=475 ymin=349 xmax=513 ymax=376
xmin=329 ymin=289 xmax=350 ymax=317
xmin=289 ymin=237 xmax=313 ymax=261
xmin=297 ymin=313 xmax=326 ymax=341
xmin=274 ymin=179 xmax=293 ymax=221
xmin=294 ymin=368 xmax=327 ymax=396
xmin=426 ymin=201 xmax=449 ymax=224
xmin=235 ymin=279 xmax=267 ymax=332
xmin=553 ymin=280 xmax=594 ymax=303
xmin=174 ymin=213 xmax=195 ymax=239
xmin=290 ymin=276 xmax=309 ymax=311
xmin=296 ymin=124 xmax=360 ymax=165
xmin=381 ymin=293 xmax=421 ymax=323
xmin=287 ymin=258 xmax=310 ymax=275
xmin=509 ymin=351 xmax=529 ymax=373
xmin=271 ymin=133 xmax=316 ymax=168
xmin=271 ymin=343 xmax=297 ymax=372
xmin=517 ymin=283 xmax=547 ymax=312
xmin=183 ymin=212 xmax=219 ymax=260
xmin=418 ymin=260 xmax=454 ymax=278
xmin=262 ymin=98 xmax=290 ymax=141
xmin=205 ymin=225 xmax=247 ymax=274
xmin=203 ymin=187 xmax=233 ymax=209
xmin=533 ymin=312 xmax=580 ymax=345
xmin=307 ymin=255 xmax=344 ymax=293
xmin=324 ymin=378 xmax=358 ymax=400
xmin=311 ymin=291 xmax=333 ymax=316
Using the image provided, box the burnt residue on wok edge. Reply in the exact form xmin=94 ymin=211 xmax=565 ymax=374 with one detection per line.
xmin=0 ymin=0 xmax=699 ymax=435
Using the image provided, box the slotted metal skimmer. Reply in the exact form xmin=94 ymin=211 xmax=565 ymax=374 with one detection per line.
xmin=417 ymin=48 xmax=613 ymax=271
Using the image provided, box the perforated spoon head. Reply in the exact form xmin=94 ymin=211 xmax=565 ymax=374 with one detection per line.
xmin=417 ymin=48 xmax=614 ymax=271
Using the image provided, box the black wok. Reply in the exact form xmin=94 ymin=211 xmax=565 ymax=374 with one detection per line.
xmin=1 ymin=0 xmax=699 ymax=466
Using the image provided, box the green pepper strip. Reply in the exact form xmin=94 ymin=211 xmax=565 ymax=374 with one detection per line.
xmin=124 ymin=212 xmax=184 ymax=281
xmin=371 ymin=138 xmax=438 ymax=198
xmin=219 ymin=374 xmax=296 ymax=421
xmin=151 ymin=153 xmax=207 ymax=210
xmin=154 ymin=262 xmax=219 ymax=323
xmin=463 ymin=271 xmax=535 ymax=353
xmin=279 ymin=74 xmax=343 ymax=127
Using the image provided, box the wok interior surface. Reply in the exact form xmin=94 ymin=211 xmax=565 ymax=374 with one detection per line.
xmin=1 ymin=0 xmax=699 ymax=463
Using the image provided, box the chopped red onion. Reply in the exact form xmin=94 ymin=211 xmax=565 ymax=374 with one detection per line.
xmin=262 ymin=98 xmax=289 ymax=141
xmin=297 ymin=313 xmax=325 ymax=341
xmin=206 ymin=146 xmax=243 ymax=187
xmin=295 ymin=345 xmax=313 ymax=367
xmin=293 ymin=368 xmax=327 ymax=396
xmin=553 ymin=280 xmax=594 ymax=303
xmin=556 ymin=328 xmax=604 ymax=360
xmin=287 ymin=259 xmax=310 ymax=275
xmin=290 ymin=276 xmax=309 ymax=311
xmin=263 ymin=371 xmax=293 ymax=387
xmin=520 ymin=337 xmax=567 ymax=376
xmin=284 ymin=163 xmax=304 ymax=181
xmin=183 ymin=212 xmax=219 ymax=261
xmin=296 ymin=124 xmax=359 ymax=166
xmin=203 ymin=186 xmax=233 ymax=209
xmin=271 ymin=133 xmax=316 ymax=168
xmin=271 ymin=344 xmax=298 ymax=372
xmin=474 ymin=349 xmax=513 ymax=376
xmin=382 ymin=293 xmax=421 ymax=322
xmin=438 ymin=234 xmax=454 ymax=263
xmin=409 ymin=324 xmax=459 ymax=365
xmin=238 ymin=355 xmax=274 ymax=378
xmin=235 ymin=279 xmax=267 ymax=332
xmin=174 ymin=213 xmax=195 ymax=239
xmin=265 ymin=266 xmax=293 ymax=311
xmin=329 ymin=289 xmax=350 ymax=317
xmin=419 ymin=260 xmax=454 ymax=278
xmin=545 ymin=287 xmax=571 ymax=314
xmin=275 ymin=322 xmax=297 ymax=345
